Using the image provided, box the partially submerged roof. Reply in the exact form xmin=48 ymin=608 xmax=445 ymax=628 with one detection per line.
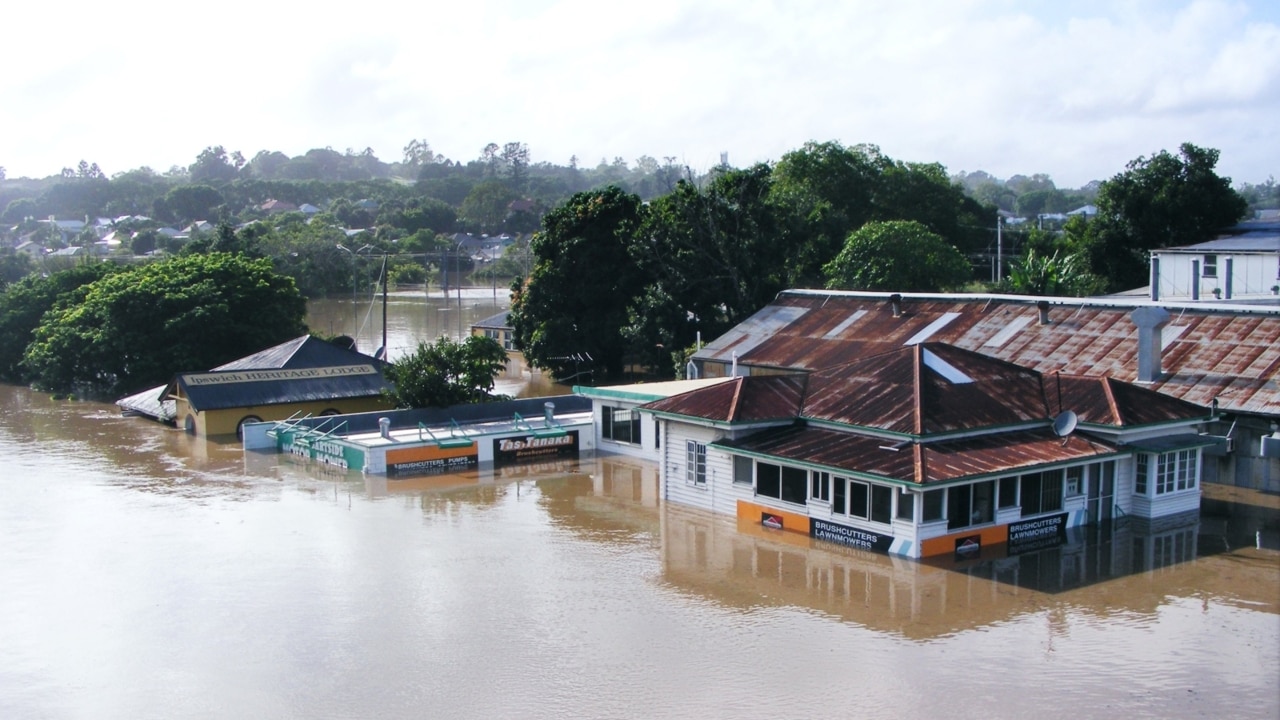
xmin=168 ymin=335 xmax=391 ymax=412
xmin=117 ymin=384 xmax=175 ymax=422
xmin=472 ymin=310 xmax=511 ymax=331
xmin=694 ymin=290 xmax=1280 ymax=417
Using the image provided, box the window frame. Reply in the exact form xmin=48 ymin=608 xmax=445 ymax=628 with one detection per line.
xmin=685 ymin=440 xmax=707 ymax=486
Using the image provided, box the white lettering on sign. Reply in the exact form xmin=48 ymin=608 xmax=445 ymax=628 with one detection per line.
xmin=183 ymin=365 xmax=378 ymax=387
xmin=498 ymin=435 xmax=574 ymax=452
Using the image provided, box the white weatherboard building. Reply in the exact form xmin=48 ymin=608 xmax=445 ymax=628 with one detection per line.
xmin=1150 ymin=220 xmax=1280 ymax=302
xmin=581 ymin=343 xmax=1211 ymax=561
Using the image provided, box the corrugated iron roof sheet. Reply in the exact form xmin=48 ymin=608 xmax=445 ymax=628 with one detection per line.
xmin=695 ymin=291 xmax=1280 ymax=416
xmin=653 ymin=341 xmax=1205 ymax=434
xmin=714 ymin=426 xmax=1117 ymax=485
xmin=644 ymin=375 xmax=808 ymax=423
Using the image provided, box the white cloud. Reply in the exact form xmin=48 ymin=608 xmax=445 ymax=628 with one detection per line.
xmin=0 ymin=0 xmax=1276 ymax=187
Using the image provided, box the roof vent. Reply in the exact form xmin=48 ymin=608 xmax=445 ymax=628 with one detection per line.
xmin=890 ymin=293 xmax=902 ymax=318
xmin=1037 ymin=300 xmax=1051 ymax=325
xmin=1131 ymin=307 xmax=1171 ymax=383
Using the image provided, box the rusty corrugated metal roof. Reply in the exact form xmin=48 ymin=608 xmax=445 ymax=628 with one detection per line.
xmin=644 ymin=375 xmax=807 ymax=423
xmin=695 ymin=291 xmax=1280 ymax=416
xmin=715 ymin=426 xmax=1117 ymax=486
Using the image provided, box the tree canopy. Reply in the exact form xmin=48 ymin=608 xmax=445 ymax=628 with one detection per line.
xmin=21 ymin=253 xmax=307 ymax=396
xmin=1080 ymin=143 xmax=1247 ymax=290
xmin=384 ymin=335 xmax=509 ymax=408
xmin=509 ymin=187 xmax=647 ymax=381
xmin=823 ymin=220 xmax=971 ymax=292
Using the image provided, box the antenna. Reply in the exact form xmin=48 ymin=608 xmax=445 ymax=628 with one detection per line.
xmin=1052 ymin=410 xmax=1078 ymax=438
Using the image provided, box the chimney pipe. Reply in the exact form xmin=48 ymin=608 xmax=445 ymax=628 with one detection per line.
xmin=890 ymin=293 xmax=902 ymax=318
xmin=1131 ymin=307 xmax=1170 ymax=383
xmin=1037 ymin=300 xmax=1051 ymax=325
xmin=378 ymin=417 xmax=391 ymax=440
xmin=544 ymin=401 xmax=555 ymax=424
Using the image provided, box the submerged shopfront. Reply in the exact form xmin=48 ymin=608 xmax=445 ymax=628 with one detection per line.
xmin=636 ymin=342 xmax=1213 ymax=560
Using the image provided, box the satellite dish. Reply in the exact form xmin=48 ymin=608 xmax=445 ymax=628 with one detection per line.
xmin=1052 ymin=410 xmax=1078 ymax=438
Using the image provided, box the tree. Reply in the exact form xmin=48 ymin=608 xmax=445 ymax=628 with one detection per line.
xmin=509 ymin=187 xmax=647 ymax=380
xmin=22 ymin=253 xmax=307 ymax=396
xmin=0 ymin=263 xmax=121 ymax=383
xmin=1085 ymin=143 xmax=1247 ymax=290
xmin=459 ymin=181 xmax=518 ymax=234
xmin=384 ymin=335 xmax=509 ymax=408
xmin=628 ymin=166 xmax=787 ymax=373
xmin=1002 ymin=248 xmax=1102 ymax=297
xmin=155 ymin=184 xmax=224 ymax=225
xmin=823 ymin=220 xmax=971 ymax=292
xmin=189 ymin=146 xmax=241 ymax=184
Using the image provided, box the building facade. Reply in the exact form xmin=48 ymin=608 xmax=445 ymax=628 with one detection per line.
xmin=629 ymin=343 xmax=1210 ymax=560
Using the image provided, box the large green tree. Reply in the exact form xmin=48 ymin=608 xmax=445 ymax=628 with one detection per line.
xmin=22 ymin=253 xmax=307 ymax=396
xmin=384 ymin=335 xmax=509 ymax=408
xmin=0 ymin=263 xmax=121 ymax=384
xmin=509 ymin=187 xmax=646 ymax=381
xmin=1083 ymin=143 xmax=1247 ymax=290
xmin=823 ymin=220 xmax=971 ymax=292
xmin=627 ymin=166 xmax=787 ymax=373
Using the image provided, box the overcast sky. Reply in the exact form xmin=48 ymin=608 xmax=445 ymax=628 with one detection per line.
xmin=3 ymin=0 xmax=1278 ymax=188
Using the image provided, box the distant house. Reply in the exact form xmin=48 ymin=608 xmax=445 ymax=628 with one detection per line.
xmin=299 ymin=203 xmax=321 ymax=215
xmin=260 ymin=199 xmax=298 ymax=214
xmin=14 ymin=240 xmax=44 ymax=257
xmin=1150 ymin=220 xmax=1280 ymax=302
xmin=119 ymin=335 xmax=395 ymax=439
xmin=470 ymin=310 xmax=526 ymax=379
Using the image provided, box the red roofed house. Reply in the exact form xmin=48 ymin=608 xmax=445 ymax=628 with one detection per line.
xmin=584 ymin=341 xmax=1211 ymax=560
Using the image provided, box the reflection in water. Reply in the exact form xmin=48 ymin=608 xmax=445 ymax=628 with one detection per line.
xmin=2 ymin=383 xmax=1278 ymax=719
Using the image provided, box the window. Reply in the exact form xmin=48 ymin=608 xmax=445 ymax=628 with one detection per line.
xmin=948 ymin=480 xmax=995 ymax=530
xmin=811 ymin=471 xmax=831 ymax=503
xmin=1156 ymin=453 xmax=1176 ymax=494
xmin=686 ymin=441 xmax=706 ymax=485
xmin=733 ymin=455 xmax=753 ymax=485
xmin=833 ymin=476 xmax=848 ymax=515
xmin=602 ymin=406 xmax=641 ymax=445
xmin=1144 ymin=450 xmax=1198 ymax=496
xmin=922 ymin=489 xmax=944 ymax=522
xmin=757 ymin=463 xmax=781 ymax=498
xmin=849 ymin=480 xmax=869 ymax=519
xmin=1065 ymin=466 xmax=1083 ymax=496
xmin=998 ymin=476 xmax=1019 ymax=508
xmin=754 ymin=462 xmax=807 ymax=505
xmin=1019 ymin=472 xmax=1063 ymax=517
xmin=1203 ymin=254 xmax=1218 ymax=278
xmin=870 ymin=485 xmax=893 ymax=524
xmin=897 ymin=488 xmax=914 ymax=521
xmin=781 ymin=466 xmax=808 ymax=505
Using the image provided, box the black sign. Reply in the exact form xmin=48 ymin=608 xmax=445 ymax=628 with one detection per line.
xmin=810 ymin=518 xmax=894 ymax=554
xmin=492 ymin=430 xmax=580 ymax=468
xmin=1006 ymin=513 xmax=1068 ymax=556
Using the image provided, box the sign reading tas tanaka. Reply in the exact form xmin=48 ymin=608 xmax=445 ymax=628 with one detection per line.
xmin=493 ymin=431 xmax=579 ymax=467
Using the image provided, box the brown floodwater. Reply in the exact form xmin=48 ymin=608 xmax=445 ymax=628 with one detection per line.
xmin=1 ymin=295 xmax=1278 ymax=719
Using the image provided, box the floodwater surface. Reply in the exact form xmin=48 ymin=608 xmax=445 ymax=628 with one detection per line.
xmin=1 ymin=296 xmax=1277 ymax=719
